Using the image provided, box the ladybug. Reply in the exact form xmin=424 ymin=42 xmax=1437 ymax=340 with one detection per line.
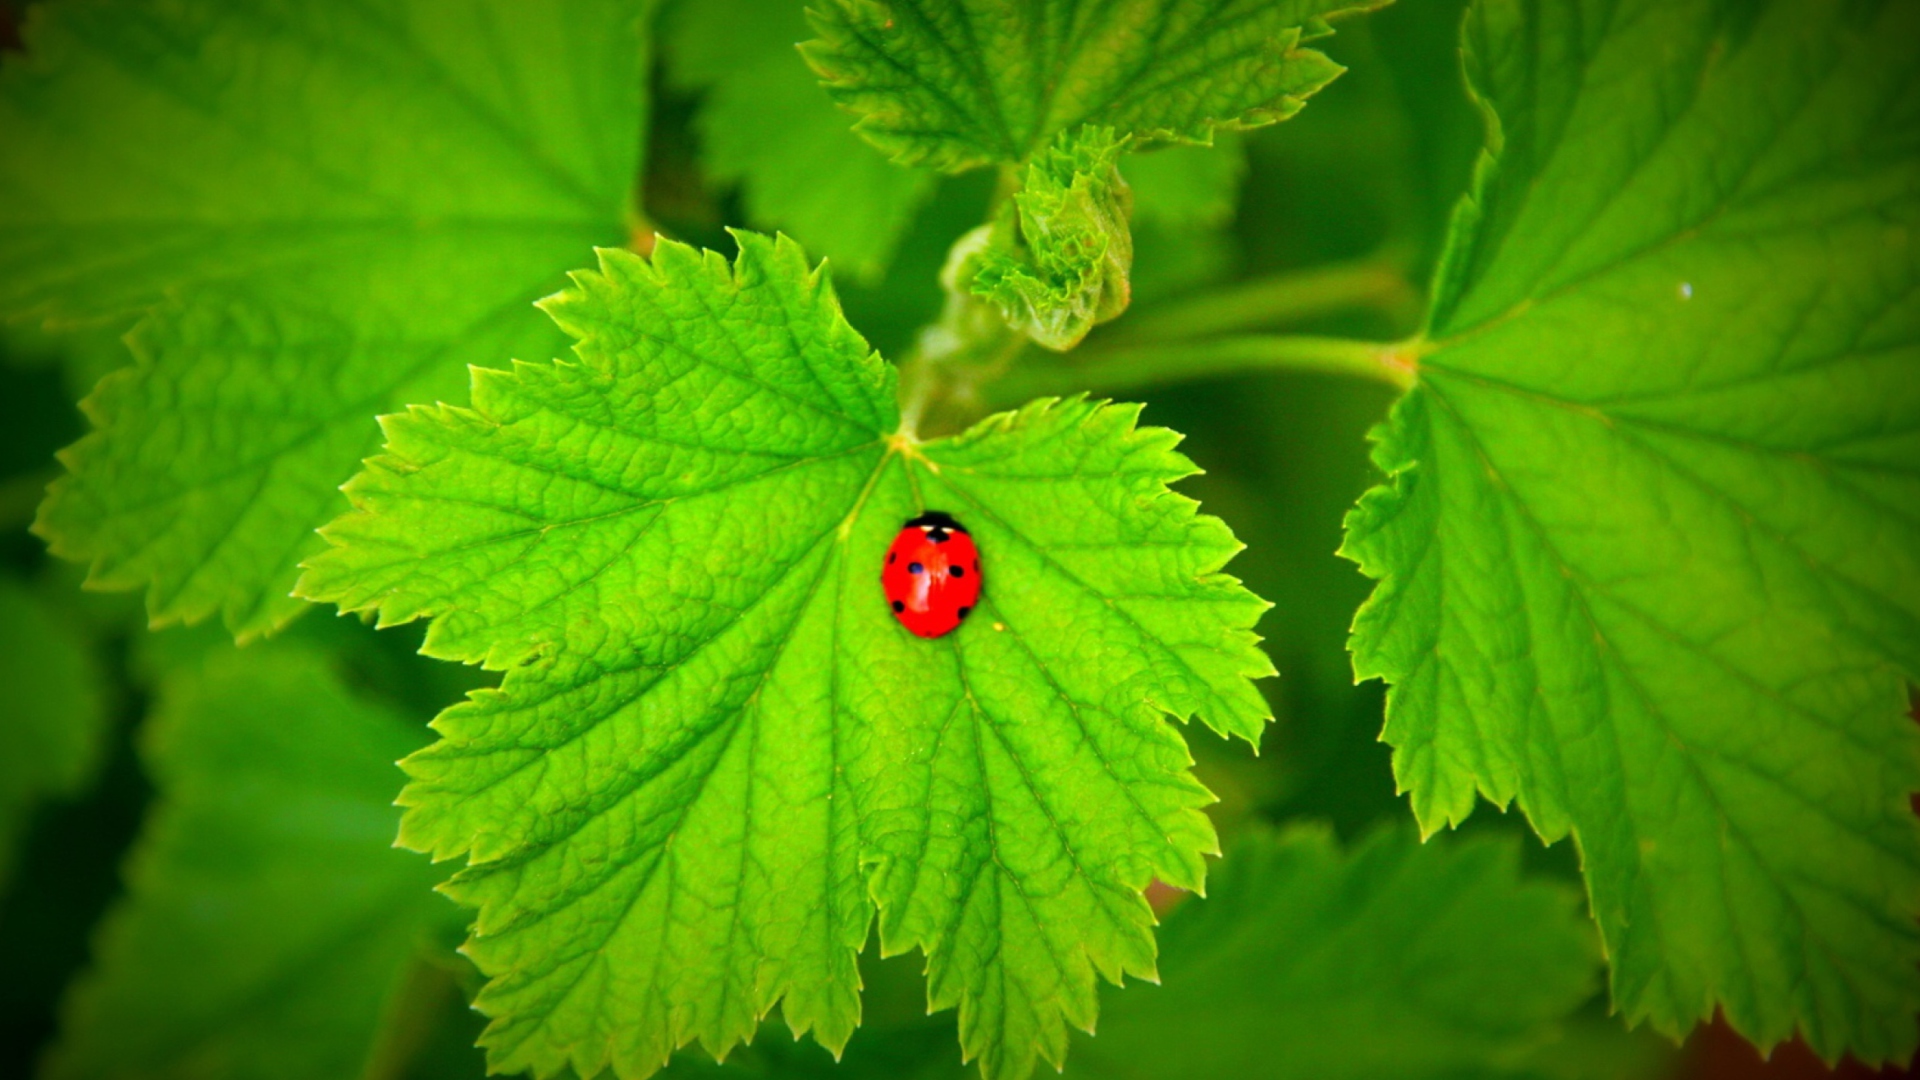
xmin=881 ymin=511 xmax=982 ymax=638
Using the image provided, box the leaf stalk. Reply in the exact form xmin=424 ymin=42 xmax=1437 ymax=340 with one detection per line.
xmin=987 ymin=333 xmax=1421 ymax=403
xmin=1107 ymin=254 xmax=1418 ymax=344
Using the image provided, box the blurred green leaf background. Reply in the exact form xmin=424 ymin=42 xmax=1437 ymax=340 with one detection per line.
xmin=0 ymin=0 xmax=1910 ymax=1078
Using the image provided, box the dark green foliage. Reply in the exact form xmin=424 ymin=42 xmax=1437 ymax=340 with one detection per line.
xmin=0 ymin=0 xmax=1906 ymax=1078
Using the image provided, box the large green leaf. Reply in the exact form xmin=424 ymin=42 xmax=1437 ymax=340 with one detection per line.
xmin=0 ymin=575 xmax=106 ymax=890
xmin=14 ymin=0 xmax=650 ymax=639
xmin=40 ymin=644 xmax=450 ymax=1080
xmin=1344 ymin=0 xmax=1920 ymax=1062
xmin=801 ymin=0 xmax=1381 ymax=172
xmin=0 ymin=0 xmax=644 ymax=322
xmin=298 ymin=232 xmax=1272 ymax=1080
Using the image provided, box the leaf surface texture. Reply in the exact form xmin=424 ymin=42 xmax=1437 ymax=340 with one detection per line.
xmin=1344 ymin=0 xmax=1920 ymax=1060
xmin=15 ymin=0 xmax=650 ymax=637
xmin=801 ymin=0 xmax=1379 ymax=171
xmin=301 ymin=232 xmax=1272 ymax=1080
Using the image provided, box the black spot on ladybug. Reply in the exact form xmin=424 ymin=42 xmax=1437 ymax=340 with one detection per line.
xmin=909 ymin=562 xmax=923 ymax=574
xmin=888 ymin=552 xmax=895 ymax=564
xmin=950 ymin=566 xmax=964 ymax=578
xmin=892 ymin=600 xmax=905 ymax=613
xmin=958 ymin=606 xmax=972 ymax=619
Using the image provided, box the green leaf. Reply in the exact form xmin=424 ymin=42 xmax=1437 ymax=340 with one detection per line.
xmin=971 ymin=127 xmax=1135 ymax=351
xmin=1343 ymin=0 xmax=1920 ymax=1063
xmin=298 ymin=231 xmax=1272 ymax=1080
xmin=1069 ymin=825 xmax=1598 ymax=1080
xmin=664 ymin=0 xmax=935 ymax=281
xmin=800 ymin=0 xmax=1382 ymax=172
xmin=0 ymin=575 xmax=106 ymax=889
xmin=41 ymin=643 xmax=450 ymax=1080
xmin=36 ymin=241 xmax=587 ymax=640
xmin=665 ymin=0 xmax=1248 ymax=284
xmin=13 ymin=0 xmax=651 ymax=639
xmin=0 ymin=0 xmax=646 ymax=322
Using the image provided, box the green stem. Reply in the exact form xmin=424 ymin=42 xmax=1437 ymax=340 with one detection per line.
xmin=989 ymin=334 xmax=1421 ymax=404
xmin=1106 ymin=255 xmax=1418 ymax=344
xmin=897 ymin=310 xmax=1026 ymax=439
xmin=896 ymin=223 xmax=1026 ymax=439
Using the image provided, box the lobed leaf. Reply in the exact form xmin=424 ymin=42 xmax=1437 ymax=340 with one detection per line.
xmin=12 ymin=0 xmax=650 ymax=639
xmin=1344 ymin=0 xmax=1920 ymax=1061
xmin=801 ymin=0 xmax=1383 ymax=172
xmin=299 ymin=231 xmax=1272 ymax=1080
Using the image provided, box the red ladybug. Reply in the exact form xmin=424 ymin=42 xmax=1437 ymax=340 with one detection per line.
xmin=881 ymin=511 xmax=982 ymax=638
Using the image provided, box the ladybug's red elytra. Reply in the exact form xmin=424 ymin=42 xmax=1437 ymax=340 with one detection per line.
xmin=881 ymin=511 xmax=981 ymax=638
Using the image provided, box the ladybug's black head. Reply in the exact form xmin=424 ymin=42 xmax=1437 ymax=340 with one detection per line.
xmin=905 ymin=510 xmax=966 ymax=533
